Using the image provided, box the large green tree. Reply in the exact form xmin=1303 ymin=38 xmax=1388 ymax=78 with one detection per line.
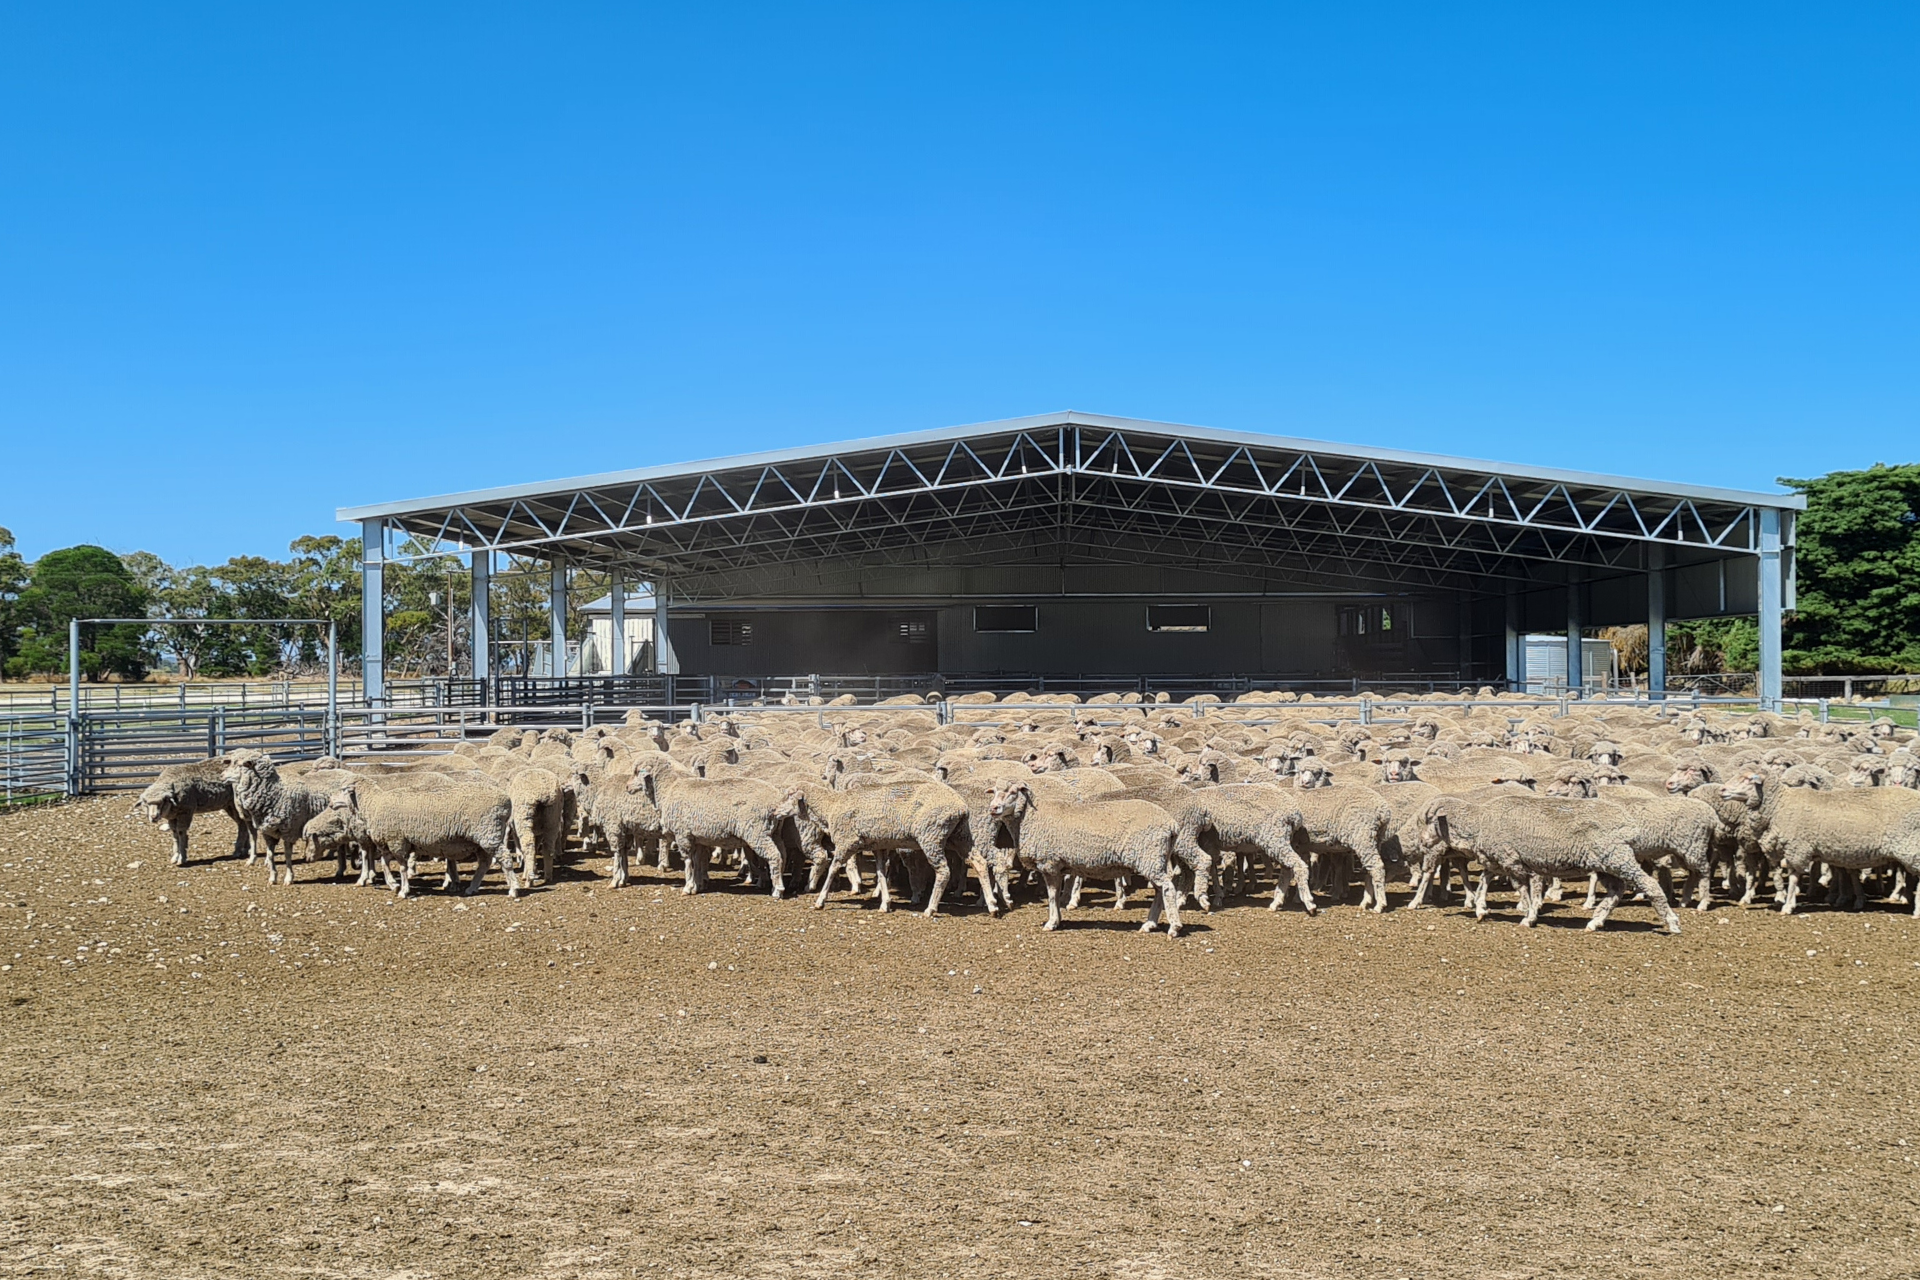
xmin=1781 ymin=463 xmax=1920 ymax=673
xmin=0 ymin=528 xmax=29 ymax=669
xmin=8 ymin=545 xmax=150 ymax=680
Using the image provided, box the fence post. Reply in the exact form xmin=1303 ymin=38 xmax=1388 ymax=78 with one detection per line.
xmin=690 ymin=702 xmax=703 ymax=725
xmin=65 ymin=712 xmax=80 ymax=797
xmin=1359 ymin=697 xmax=1372 ymax=726
xmin=212 ymin=706 xmax=227 ymax=757
xmin=1818 ymin=698 xmax=1829 ymax=724
xmin=582 ymin=702 xmax=593 ymax=735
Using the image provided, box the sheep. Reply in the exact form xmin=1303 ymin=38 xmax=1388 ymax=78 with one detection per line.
xmin=505 ymin=766 xmax=569 ymax=887
xmin=327 ymin=777 xmax=520 ymax=899
xmin=1723 ymin=769 xmax=1920 ymax=916
xmin=222 ymin=751 xmax=357 ymax=886
xmin=1122 ymin=780 xmax=1316 ymax=914
xmin=1286 ymin=761 xmax=1393 ymax=911
xmin=808 ymin=778 xmax=973 ymax=916
xmin=1417 ymin=790 xmax=1682 ymax=933
xmin=136 ymin=757 xmax=254 ymax=867
xmin=628 ymin=761 xmax=807 ymax=898
xmin=986 ymin=781 xmax=1185 ymax=937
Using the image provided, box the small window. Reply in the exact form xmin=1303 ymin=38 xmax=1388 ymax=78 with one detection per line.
xmin=894 ymin=620 xmax=931 ymax=645
xmin=1146 ymin=604 xmax=1211 ymax=633
xmin=709 ymin=619 xmax=753 ymax=646
xmin=1340 ymin=605 xmax=1400 ymax=645
xmin=973 ymin=605 xmax=1038 ymax=633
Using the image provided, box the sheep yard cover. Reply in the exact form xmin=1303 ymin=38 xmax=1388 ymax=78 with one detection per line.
xmin=2 ymin=797 xmax=1916 ymax=1279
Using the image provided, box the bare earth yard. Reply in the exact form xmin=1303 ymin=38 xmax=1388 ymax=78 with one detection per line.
xmin=2 ymin=797 xmax=1916 ymax=1279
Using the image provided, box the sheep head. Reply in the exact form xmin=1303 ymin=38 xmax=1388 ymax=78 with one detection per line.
xmin=1847 ymin=757 xmax=1888 ymax=787
xmin=1293 ymin=761 xmax=1334 ymax=790
xmin=1380 ymin=752 xmax=1420 ymax=784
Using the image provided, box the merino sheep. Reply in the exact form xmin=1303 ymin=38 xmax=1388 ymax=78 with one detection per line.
xmin=136 ymin=757 xmax=253 ymax=867
xmin=328 ymin=777 xmax=520 ymax=899
xmin=222 ymin=751 xmax=355 ymax=886
xmin=1725 ymin=769 xmax=1920 ymax=916
xmin=1418 ymin=790 xmax=1683 ymax=933
xmin=809 ymin=778 xmax=972 ymax=916
xmin=628 ymin=761 xmax=806 ymax=898
xmin=987 ymin=781 xmax=1185 ymax=937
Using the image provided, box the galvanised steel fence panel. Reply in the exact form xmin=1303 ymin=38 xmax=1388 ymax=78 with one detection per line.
xmin=1 ymin=714 xmax=69 ymax=805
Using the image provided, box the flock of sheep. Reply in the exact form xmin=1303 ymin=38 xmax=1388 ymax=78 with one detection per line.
xmin=133 ymin=690 xmax=1920 ymax=938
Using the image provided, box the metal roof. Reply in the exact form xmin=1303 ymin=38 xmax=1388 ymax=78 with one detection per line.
xmin=340 ymin=410 xmax=1802 ymax=521
xmin=338 ymin=411 xmax=1800 ymax=597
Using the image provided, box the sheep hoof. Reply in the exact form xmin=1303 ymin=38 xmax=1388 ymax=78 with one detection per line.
xmin=1166 ymin=926 xmax=1183 ymax=939
xmin=1584 ymin=918 xmax=1604 ymax=931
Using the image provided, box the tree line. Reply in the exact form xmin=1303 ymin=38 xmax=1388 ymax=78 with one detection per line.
xmin=0 ymin=530 xmax=612 ymax=682
xmin=3 ymin=461 xmax=1916 ymax=681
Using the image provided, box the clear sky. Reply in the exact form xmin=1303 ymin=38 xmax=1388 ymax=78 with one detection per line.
xmin=1 ymin=4 xmax=1913 ymax=565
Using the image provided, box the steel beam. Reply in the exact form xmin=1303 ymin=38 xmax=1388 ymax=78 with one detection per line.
xmin=361 ymin=519 xmax=386 ymax=707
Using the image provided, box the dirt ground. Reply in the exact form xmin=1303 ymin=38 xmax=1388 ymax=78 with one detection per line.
xmin=2 ymin=797 xmax=1916 ymax=1280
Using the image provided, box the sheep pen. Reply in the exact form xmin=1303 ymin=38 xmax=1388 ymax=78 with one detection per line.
xmin=4 ymin=691 xmax=1918 ymax=1279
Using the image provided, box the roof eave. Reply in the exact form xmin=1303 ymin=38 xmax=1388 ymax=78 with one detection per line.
xmin=335 ymin=409 xmax=1805 ymax=523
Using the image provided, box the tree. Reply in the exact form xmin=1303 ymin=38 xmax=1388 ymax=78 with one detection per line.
xmin=0 ymin=527 xmax=28 ymax=669
xmin=1781 ymin=463 xmax=1920 ymax=673
xmin=9 ymin=545 xmax=150 ymax=680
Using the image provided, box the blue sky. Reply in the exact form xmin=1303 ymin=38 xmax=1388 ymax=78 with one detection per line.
xmin=1 ymin=4 xmax=1914 ymax=565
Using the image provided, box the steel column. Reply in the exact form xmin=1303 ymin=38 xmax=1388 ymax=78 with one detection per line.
xmin=654 ymin=577 xmax=678 ymax=675
xmin=1566 ymin=577 xmax=1584 ymax=697
xmin=1759 ymin=509 xmax=1783 ymax=711
xmin=470 ymin=550 xmax=491 ymax=684
xmin=609 ymin=575 xmax=626 ymax=676
xmin=1456 ymin=596 xmax=1473 ymax=683
xmin=548 ymin=562 xmax=569 ymax=678
xmin=360 ymin=519 xmax=386 ymax=708
xmin=1647 ymin=545 xmax=1667 ymax=699
xmin=1504 ymin=583 xmax=1522 ymax=688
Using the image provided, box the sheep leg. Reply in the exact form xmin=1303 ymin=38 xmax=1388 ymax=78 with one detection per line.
xmin=1581 ymin=873 xmax=1600 ymax=911
xmin=609 ymin=828 xmax=632 ymax=889
xmin=1586 ymin=873 xmax=1626 ymax=929
xmin=1519 ymin=875 xmax=1545 ymax=927
xmin=170 ymin=813 xmax=193 ymax=867
xmin=1472 ymin=872 xmax=1491 ymax=921
xmin=748 ymin=831 xmax=787 ymax=900
xmin=1543 ymin=876 xmax=1565 ymax=903
xmin=1041 ymin=869 xmax=1066 ymax=931
xmin=1779 ymin=866 xmax=1802 ymax=915
xmin=1144 ymin=872 xmax=1184 ymax=939
xmin=1065 ymin=876 xmax=1085 ymax=910
xmin=679 ymin=838 xmax=702 ymax=895
xmin=967 ymin=855 xmax=1001 ymax=916
xmin=1352 ymin=837 xmax=1388 ymax=913
xmin=1266 ymin=845 xmax=1317 ymax=915
xmin=1112 ymin=875 xmax=1131 ymax=910
xmin=921 ymin=851 xmax=953 ymax=918
xmin=813 ymin=843 xmax=858 ymax=910
xmin=1693 ymin=867 xmax=1713 ymax=912
xmin=397 ymin=844 xmax=418 ymax=899
xmin=1406 ymin=864 xmax=1431 ymax=909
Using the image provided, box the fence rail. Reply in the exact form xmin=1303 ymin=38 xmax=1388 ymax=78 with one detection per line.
xmin=7 ymin=669 xmax=1905 ymax=807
